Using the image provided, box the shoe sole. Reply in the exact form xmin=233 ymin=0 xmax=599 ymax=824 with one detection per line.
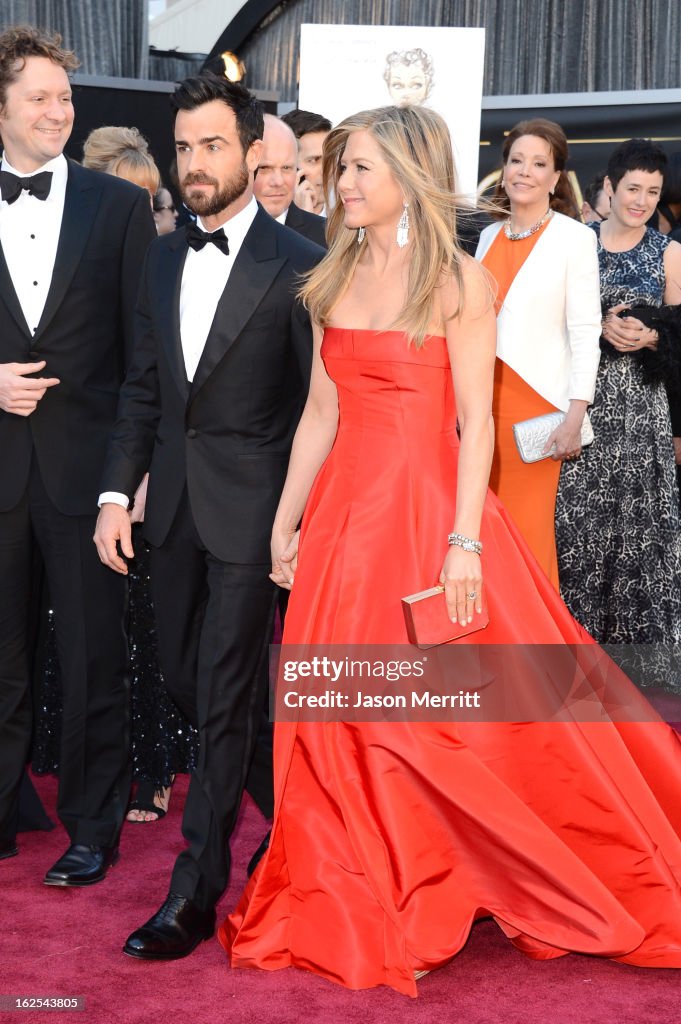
xmin=0 ymin=847 xmax=18 ymax=861
xmin=43 ymin=849 xmax=120 ymax=887
xmin=122 ymin=933 xmax=212 ymax=961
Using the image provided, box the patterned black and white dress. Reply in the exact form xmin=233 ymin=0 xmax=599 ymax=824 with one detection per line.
xmin=555 ymin=225 xmax=681 ymax=682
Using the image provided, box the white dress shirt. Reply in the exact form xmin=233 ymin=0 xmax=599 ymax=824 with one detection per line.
xmin=0 ymin=154 xmax=68 ymax=335
xmin=99 ymin=195 xmax=260 ymax=509
xmin=275 ymin=209 xmax=288 ymax=225
xmin=180 ymin=196 xmax=259 ymax=382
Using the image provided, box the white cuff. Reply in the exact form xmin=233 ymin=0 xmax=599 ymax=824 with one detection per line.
xmin=98 ymin=491 xmax=129 ymax=509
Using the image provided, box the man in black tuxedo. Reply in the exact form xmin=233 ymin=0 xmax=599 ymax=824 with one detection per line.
xmin=0 ymin=27 xmax=155 ymax=873
xmin=95 ymin=73 xmax=323 ymax=960
xmin=254 ymin=114 xmax=327 ymax=248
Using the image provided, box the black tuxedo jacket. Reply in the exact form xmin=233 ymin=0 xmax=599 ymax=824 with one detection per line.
xmin=0 ymin=159 xmax=156 ymax=515
xmin=101 ymin=206 xmax=324 ymax=564
xmin=284 ymin=202 xmax=327 ymax=248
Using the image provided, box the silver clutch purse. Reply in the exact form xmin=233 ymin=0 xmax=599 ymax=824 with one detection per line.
xmin=512 ymin=411 xmax=594 ymax=464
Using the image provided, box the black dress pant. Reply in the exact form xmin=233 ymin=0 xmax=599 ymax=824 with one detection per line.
xmin=149 ymin=493 xmax=277 ymax=911
xmin=0 ymin=457 xmax=129 ymax=845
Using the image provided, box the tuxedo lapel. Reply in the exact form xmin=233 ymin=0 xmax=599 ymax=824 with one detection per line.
xmin=189 ymin=208 xmax=285 ymax=401
xmin=157 ymin=232 xmax=190 ymax=400
xmin=0 ymin=242 xmax=31 ymax=338
xmin=284 ymin=203 xmax=303 ymax=231
xmin=33 ymin=160 xmax=102 ymax=341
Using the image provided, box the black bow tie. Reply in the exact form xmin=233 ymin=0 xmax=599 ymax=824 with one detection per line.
xmin=0 ymin=169 xmax=53 ymax=204
xmin=186 ymin=222 xmax=230 ymax=255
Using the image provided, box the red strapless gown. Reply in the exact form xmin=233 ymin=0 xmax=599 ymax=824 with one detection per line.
xmin=220 ymin=328 xmax=681 ymax=996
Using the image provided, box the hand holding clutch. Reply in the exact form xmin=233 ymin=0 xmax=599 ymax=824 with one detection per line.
xmin=513 ymin=411 xmax=594 ymax=464
xmin=402 ymin=586 xmax=489 ymax=649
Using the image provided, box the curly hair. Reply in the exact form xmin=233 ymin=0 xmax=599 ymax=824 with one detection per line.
xmin=606 ymin=138 xmax=667 ymax=191
xmin=0 ymin=25 xmax=79 ymax=110
xmin=383 ymin=48 xmax=434 ymax=100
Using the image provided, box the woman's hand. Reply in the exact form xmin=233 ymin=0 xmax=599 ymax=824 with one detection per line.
xmin=544 ymin=421 xmax=582 ymax=461
xmin=439 ymin=546 xmax=482 ymax=627
xmin=271 ymin=527 xmax=299 ymax=589
xmin=602 ymin=303 xmax=659 ymax=352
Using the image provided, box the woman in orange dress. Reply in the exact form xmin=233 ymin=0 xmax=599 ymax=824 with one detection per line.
xmin=476 ymin=120 xmax=601 ymax=587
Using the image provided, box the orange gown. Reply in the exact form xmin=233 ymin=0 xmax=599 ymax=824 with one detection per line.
xmin=483 ymin=223 xmax=562 ymax=588
xmin=220 ymin=328 xmax=681 ymax=997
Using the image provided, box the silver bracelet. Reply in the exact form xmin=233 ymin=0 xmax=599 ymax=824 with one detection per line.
xmin=447 ymin=532 xmax=482 ymax=555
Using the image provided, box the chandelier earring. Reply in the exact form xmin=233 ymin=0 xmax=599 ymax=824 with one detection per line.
xmin=357 ymin=226 xmax=366 ymax=244
xmin=397 ymin=201 xmax=410 ymax=248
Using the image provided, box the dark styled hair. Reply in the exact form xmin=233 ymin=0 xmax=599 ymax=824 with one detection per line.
xmin=606 ymin=138 xmax=667 ymax=190
xmin=583 ymin=173 xmax=606 ymax=208
xmin=0 ymin=24 xmax=79 ymax=110
xmin=280 ymin=108 xmax=331 ymax=139
xmin=170 ymin=73 xmax=263 ymax=155
xmin=492 ymin=117 xmax=580 ymax=220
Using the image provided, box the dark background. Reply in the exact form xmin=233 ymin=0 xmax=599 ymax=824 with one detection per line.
xmin=64 ymin=78 xmax=681 ymax=207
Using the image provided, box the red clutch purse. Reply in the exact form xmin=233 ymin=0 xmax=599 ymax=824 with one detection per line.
xmin=402 ymin=585 xmax=489 ymax=649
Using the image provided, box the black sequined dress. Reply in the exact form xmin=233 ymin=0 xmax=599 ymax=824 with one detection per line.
xmin=32 ymin=530 xmax=198 ymax=786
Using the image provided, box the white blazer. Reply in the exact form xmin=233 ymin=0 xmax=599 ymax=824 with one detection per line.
xmin=475 ymin=213 xmax=602 ymax=411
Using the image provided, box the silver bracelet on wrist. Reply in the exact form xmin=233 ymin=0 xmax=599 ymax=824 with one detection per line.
xmin=447 ymin=532 xmax=483 ymax=555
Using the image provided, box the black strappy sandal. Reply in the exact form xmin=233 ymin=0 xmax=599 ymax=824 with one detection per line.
xmin=126 ymin=779 xmax=171 ymax=822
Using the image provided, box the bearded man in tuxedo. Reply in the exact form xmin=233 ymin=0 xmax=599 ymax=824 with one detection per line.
xmin=95 ymin=73 xmax=323 ymax=960
xmin=0 ymin=26 xmax=155 ymax=876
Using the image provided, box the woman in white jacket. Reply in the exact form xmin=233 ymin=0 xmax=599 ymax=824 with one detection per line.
xmin=475 ymin=119 xmax=601 ymax=587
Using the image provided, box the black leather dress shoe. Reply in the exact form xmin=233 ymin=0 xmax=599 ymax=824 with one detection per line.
xmin=0 ymin=837 xmax=18 ymax=861
xmin=44 ymin=843 xmax=119 ymax=886
xmin=123 ymin=892 xmax=216 ymax=960
xmin=247 ymin=831 xmax=270 ymax=877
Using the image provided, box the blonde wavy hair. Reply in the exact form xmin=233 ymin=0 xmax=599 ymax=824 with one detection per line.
xmin=82 ymin=126 xmax=160 ymax=193
xmin=299 ymin=105 xmax=470 ymax=347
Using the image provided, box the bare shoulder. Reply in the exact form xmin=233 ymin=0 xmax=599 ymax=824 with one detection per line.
xmin=439 ymin=255 xmax=495 ymax=323
xmin=665 ymin=237 xmax=681 ymax=261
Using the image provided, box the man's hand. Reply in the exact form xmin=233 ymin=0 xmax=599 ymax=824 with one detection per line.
xmin=0 ymin=361 xmax=59 ymax=416
xmin=94 ymin=503 xmax=134 ymax=574
xmin=294 ymin=171 xmax=317 ymax=213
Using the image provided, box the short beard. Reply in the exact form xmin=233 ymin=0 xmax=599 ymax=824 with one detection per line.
xmin=181 ymin=164 xmax=250 ymax=217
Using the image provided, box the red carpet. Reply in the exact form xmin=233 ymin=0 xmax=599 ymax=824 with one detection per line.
xmin=1 ymin=773 xmax=678 ymax=1024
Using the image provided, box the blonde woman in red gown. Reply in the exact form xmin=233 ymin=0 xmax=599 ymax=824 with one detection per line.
xmin=220 ymin=106 xmax=681 ymax=996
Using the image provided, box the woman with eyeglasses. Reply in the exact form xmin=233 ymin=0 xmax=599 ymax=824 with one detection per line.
xmin=153 ymin=186 xmax=179 ymax=235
